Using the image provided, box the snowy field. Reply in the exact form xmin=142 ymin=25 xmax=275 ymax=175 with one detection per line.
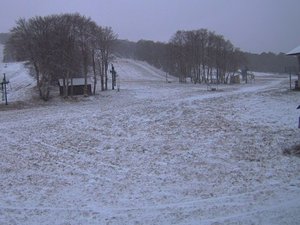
xmin=0 ymin=45 xmax=300 ymax=224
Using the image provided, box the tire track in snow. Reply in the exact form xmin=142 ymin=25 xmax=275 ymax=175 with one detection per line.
xmin=1 ymin=183 xmax=299 ymax=224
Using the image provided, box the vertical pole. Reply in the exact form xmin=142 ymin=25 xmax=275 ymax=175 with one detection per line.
xmin=3 ymin=73 xmax=8 ymax=105
xmin=1 ymin=83 xmax=3 ymax=101
xmin=117 ymin=73 xmax=120 ymax=92
xmin=290 ymin=72 xmax=292 ymax=90
xmin=111 ymin=70 xmax=115 ymax=90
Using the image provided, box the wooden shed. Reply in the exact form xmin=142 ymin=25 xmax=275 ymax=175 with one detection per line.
xmin=58 ymin=78 xmax=92 ymax=96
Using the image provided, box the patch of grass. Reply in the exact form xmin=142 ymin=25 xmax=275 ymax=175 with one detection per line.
xmin=283 ymin=144 xmax=300 ymax=157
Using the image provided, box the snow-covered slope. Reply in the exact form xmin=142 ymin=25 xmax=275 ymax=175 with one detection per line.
xmin=114 ymin=58 xmax=176 ymax=82
xmin=0 ymin=54 xmax=300 ymax=225
xmin=0 ymin=44 xmax=36 ymax=103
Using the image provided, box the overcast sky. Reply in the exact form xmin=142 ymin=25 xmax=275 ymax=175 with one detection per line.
xmin=0 ymin=0 xmax=299 ymax=54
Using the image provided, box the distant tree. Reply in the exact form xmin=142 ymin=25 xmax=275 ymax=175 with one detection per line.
xmin=112 ymin=39 xmax=137 ymax=58
xmin=244 ymin=51 xmax=298 ymax=73
xmin=0 ymin=33 xmax=10 ymax=45
xmin=92 ymin=26 xmax=117 ymax=92
xmin=169 ymin=31 xmax=189 ymax=82
xmin=167 ymin=29 xmax=244 ymax=84
xmin=10 ymin=16 xmax=56 ymax=99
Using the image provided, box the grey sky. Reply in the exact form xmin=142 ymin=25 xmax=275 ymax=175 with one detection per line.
xmin=0 ymin=0 xmax=299 ymax=53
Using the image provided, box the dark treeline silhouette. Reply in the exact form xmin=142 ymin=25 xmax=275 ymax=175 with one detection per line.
xmin=113 ymin=34 xmax=298 ymax=77
xmin=115 ymin=29 xmax=247 ymax=84
xmin=112 ymin=39 xmax=136 ymax=59
xmin=167 ymin=30 xmax=247 ymax=83
xmin=0 ymin=33 xmax=10 ymax=44
xmin=115 ymin=29 xmax=246 ymax=83
xmin=244 ymin=51 xmax=298 ymax=73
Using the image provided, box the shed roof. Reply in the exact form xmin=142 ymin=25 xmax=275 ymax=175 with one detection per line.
xmin=58 ymin=78 xmax=92 ymax=86
xmin=287 ymin=45 xmax=300 ymax=56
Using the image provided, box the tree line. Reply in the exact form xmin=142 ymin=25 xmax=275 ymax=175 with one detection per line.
xmin=114 ymin=30 xmax=246 ymax=84
xmin=5 ymin=13 xmax=117 ymax=100
xmin=244 ymin=51 xmax=298 ymax=74
xmin=114 ymin=34 xmax=298 ymax=79
xmin=3 ymin=17 xmax=298 ymax=101
xmin=168 ymin=29 xmax=246 ymax=83
xmin=115 ymin=30 xmax=246 ymax=84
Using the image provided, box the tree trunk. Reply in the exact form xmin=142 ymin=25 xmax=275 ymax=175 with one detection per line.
xmin=64 ymin=71 xmax=70 ymax=98
xmin=33 ymin=62 xmax=40 ymax=87
xmin=39 ymin=73 xmax=50 ymax=101
xmin=104 ymin=61 xmax=108 ymax=90
xmin=92 ymin=49 xmax=97 ymax=95
xmin=100 ymin=60 xmax=104 ymax=91
xmin=70 ymin=77 xmax=74 ymax=97
xmin=82 ymin=48 xmax=88 ymax=97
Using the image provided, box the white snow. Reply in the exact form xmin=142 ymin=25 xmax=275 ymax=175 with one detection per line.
xmin=287 ymin=45 xmax=300 ymax=55
xmin=1 ymin=45 xmax=300 ymax=225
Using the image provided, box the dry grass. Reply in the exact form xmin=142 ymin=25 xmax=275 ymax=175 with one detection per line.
xmin=283 ymin=144 xmax=300 ymax=157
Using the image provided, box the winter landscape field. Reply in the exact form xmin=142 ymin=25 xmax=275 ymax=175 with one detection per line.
xmin=0 ymin=44 xmax=300 ymax=224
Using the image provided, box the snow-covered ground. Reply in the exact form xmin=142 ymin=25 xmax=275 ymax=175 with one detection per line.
xmin=0 ymin=45 xmax=300 ymax=224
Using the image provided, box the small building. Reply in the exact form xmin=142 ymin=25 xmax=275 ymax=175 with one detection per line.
xmin=287 ymin=45 xmax=300 ymax=90
xmin=58 ymin=78 xmax=92 ymax=96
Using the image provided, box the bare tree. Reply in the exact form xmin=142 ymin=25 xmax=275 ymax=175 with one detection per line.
xmin=93 ymin=26 xmax=117 ymax=91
